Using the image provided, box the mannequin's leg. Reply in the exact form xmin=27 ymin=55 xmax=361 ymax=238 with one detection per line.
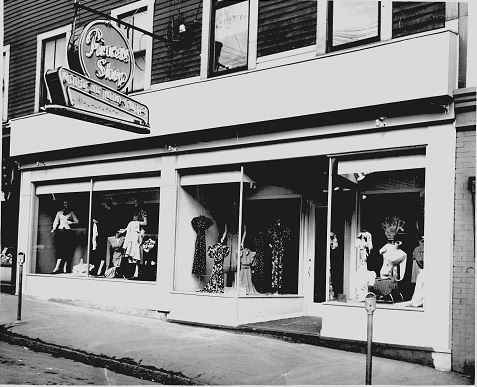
xmin=52 ymin=259 xmax=62 ymax=273
xmin=97 ymin=260 xmax=105 ymax=276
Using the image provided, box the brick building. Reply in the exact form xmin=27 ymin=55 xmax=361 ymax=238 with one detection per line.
xmin=1 ymin=0 xmax=475 ymax=376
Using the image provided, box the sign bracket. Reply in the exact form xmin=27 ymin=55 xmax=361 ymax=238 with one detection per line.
xmin=73 ymin=0 xmax=171 ymax=47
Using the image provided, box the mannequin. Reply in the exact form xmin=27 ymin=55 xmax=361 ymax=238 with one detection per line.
xmin=191 ymin=215 xmax=213 ymax=275
xmin=51 ymin=199 xmax=79 ymax=274
xmin=411 ymin=237 xmax=424 ymax=283
xmin=199 ymin=226 xmax=229 ymax=293
xmin=354 ymin=231 xmax=376 ymax=301
xmin=268 ymin=218 xmax=290 ymax=294
xmin=238 ymin=225 xmax=259 ymax=295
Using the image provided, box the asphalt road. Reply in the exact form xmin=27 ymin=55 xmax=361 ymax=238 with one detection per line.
xmin=0 ymin=341 xmax=159 ymax=385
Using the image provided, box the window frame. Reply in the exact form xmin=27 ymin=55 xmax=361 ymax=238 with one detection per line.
xmin=2 ymin=45 xmax=10 ymax=122
xmin=208 ymin=0 xmax=251 ymax=77
xmin=111 ymin=0 xmax=155 ymax=93
xmin=327 ymin=0 xmax=381 ymax=52
xmin=34 ymin=25 xmax=71 ymax=113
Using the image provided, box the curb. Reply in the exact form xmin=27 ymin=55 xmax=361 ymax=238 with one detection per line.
xmin=0 ymin=326 xmax=204 ymax=385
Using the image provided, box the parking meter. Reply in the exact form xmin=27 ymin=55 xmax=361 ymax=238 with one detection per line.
xmin=364 ymin=292 xmax=376 ymax=384
xmin=17 ymin=252 xmax=25 ymax=265
xmin=365 ymin=292 xmax=376 ymax=314
xmin=17 ymin=252 xmax=25 ymax=321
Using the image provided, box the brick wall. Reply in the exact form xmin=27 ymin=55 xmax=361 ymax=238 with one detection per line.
xmin=452 ymin=128 xmax=475 ymax=376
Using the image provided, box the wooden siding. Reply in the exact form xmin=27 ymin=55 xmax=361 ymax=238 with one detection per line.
xmin=4 ymin=0 xmax=140 ymax=119
xmin=151 ymin=0 xmax=202 ymax=84
xmin=3 ymin=0 xmax=202 ymax=120
xmin=392 ymin=2 xmax=445 ymax=39
xmin=257 ymin=0 xmax=316 ymax=58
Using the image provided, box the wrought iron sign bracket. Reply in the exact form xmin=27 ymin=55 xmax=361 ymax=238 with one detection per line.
xmin=73 ymin=1 xmax=171 ymax=47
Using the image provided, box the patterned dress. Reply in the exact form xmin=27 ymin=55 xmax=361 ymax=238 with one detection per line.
xmin=191 ymin=216 xmax=213 ymax=275
xmin=267 ymin=219 xmax=291 ymax=294
xmin=252 ymin=232 xmax=267 ymax=293
xmin=200 ymin=242 xmax=230 ymax=293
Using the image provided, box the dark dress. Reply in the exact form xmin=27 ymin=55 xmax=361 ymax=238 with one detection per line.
xmin=267 ymin=219 xmax=291 ymax=294
xmin=191 ymin=216 xmax=213 ymax=275
xmin=200 ymin=242 xmax=230 ymax=293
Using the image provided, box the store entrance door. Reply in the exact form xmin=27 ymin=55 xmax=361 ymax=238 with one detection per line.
xmin=314 ymin=206 xmax=328 ymax=302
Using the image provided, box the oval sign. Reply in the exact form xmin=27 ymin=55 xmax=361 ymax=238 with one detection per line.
xmin=78 ymin=20 xmax=134 ymax=91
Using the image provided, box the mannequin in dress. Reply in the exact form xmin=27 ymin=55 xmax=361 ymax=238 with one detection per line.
xmin=51 ymin=200 xmax=79 ymax=274
xmin=354 ymin=231 xmax=376 ymax=301
xmin=268 ymin=218 xmax=290 ymax=294
xmin=238 ymin=226 xmax=258 ymax=295
xmin=199 ymin=226 xmax=229 ymax=293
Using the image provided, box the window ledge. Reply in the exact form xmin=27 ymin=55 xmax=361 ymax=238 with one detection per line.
xmin=171 ymin=290 xmax=303 ymax=299
xmin=27 ymin=273 xmax=157 ymax=284
xmin=322 ymin=300 xmax=424 ymax=312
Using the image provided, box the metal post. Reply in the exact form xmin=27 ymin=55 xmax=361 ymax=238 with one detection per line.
xmin=17 ymin=252 xmax=25 ymax=321
xmin=364 ymin=292 xmax=376 ymax=385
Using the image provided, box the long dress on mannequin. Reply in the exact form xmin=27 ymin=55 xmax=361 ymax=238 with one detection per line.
xmin=199 ymin=242 xmax=230 ymax=293
xmin=252 ymin=231 xmax=268 ymax=293
xmin=239 ymin=247 xmax=258 ymax=295
xmin=191 ymin=215 xmax=213 ymax=275
xmin=267 ymin=218 xmax=291 ymax=294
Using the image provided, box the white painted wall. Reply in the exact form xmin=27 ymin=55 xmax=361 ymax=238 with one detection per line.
xmin=10 ymin=30 xmax=457 ymax=157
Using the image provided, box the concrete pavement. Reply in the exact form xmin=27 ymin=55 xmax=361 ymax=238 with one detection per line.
xmin=0 ymin=293 xmax=472 ymax=385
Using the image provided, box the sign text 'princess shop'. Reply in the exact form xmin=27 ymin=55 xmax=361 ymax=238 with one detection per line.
xmin=79 ymin=20 xmax=134 ymax=91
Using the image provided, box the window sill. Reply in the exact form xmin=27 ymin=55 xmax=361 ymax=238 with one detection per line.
xmin=321 ymin=300 xmax=424 ymax=312
xmin=171 ymin=290 xmax=303 ymax=299
xmin=27 ymin=273 xmax=157 ymax=284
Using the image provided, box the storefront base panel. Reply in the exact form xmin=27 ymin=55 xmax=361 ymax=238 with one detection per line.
xmin=237 ymin=296 xmax=304 ymax=325
xmin=168 ymin=293 xmax=305 ymax=327
xmin=24 ymin=275 xmax=168 ymax=311
xmin=320 ymin=303 xmax=452 ymax=371
xmin=168 ymin=293 xmax=239 ymax=326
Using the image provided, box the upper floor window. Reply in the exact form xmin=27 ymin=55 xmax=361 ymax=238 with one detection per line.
xmin=2 ymin=46 xmax=10 ymax=121
xmin=328 ymin=1 xmax=380 ymax=51
xmin=112 ymin=0 xmax=155 ymax=93
xmin=210 ymin=0 xmax=250 ymax=76
xmin=35 ymin=26 xmax=70 ymax=111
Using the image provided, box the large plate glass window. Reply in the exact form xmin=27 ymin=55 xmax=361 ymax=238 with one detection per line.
xmin=32 ymin=183 xmax=90 ymax=275
xmin=328 ymin=153 xmax=426 ymax=307
xmin=210 ymin=0 xmax=250 ymax=76
xmin=328 ymin=1 xmax=380 ymax=51
xmin=90 ymin=178 xmax=160 ymax=281
xmin=242 ymin=159 xmax=308 ymax=296
xmin=174 ymin=167 xmax=242 ymax=293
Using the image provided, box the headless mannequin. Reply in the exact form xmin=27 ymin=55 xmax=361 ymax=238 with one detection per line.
xmin=51 ymin=200 xmax=79 ymax=274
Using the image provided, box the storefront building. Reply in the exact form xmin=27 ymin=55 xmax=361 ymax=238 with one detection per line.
xmin=3 ymin=0 xmax=475 ymax=374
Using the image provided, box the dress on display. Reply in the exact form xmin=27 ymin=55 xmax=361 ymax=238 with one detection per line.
xmin=200 ymin=242 xmax=230 ymax=293
xmin=267 ymin=219 xmax=291 ymax=294
xmin=379 ymin=242 xmax=407 ymax=280
xmin=239 ymin=248 xmax=258 ymax=295
xmin=411 ymin=239 xmax=424 ymax=283
xmin=124 ymin=220 xmax=144 ymax=263
xmin=252 ymin=231 xmax=268 ymax=293
xmin=191 ymin=216 xmax=213 ymax=275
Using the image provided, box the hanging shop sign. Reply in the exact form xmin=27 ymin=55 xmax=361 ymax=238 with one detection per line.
xmin=44 ymin=67 xmax=150 ymax=134
xmin=75 ymin=20 xmax=134 ymax=91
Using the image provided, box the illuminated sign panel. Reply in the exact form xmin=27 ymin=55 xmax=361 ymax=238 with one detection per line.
xmin=78 ymin=20 xmax=134 ymax=91
xmin=45 ymin=67 xmax=149 ymax=133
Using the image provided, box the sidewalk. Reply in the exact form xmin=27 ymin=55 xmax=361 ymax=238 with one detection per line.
xmin=0 ymin=294 xmax=472 ymax=385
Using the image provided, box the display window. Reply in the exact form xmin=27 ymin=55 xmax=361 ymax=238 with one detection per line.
xmin=32 ymin=186 xmax=90 ymax=276
xmin=31 ymin=178 xmax=160 ymax=282
xmin=174 ymin=167 xmax=243 ymax=294
xmin=242 ymin=160 xmax=304 ymax=296
xmin=327 ymin=154 xmax=426 ymax=307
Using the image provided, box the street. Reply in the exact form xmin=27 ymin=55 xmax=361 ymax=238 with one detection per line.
xmin=0 ymin=341 xmax=158 ymax=385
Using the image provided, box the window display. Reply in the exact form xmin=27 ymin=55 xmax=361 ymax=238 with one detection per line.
xmin=175 ymin=172 xmax=241 ymax=293
xmin=90 ymin=188 xmax=159 ymax=281
xmin=32 ymin=183 xmax=159 ymax=282
xmin=329 ymin=160 xmax=425 ymax=305
xmin=33 ymin=192 xmax=89 ymax=275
